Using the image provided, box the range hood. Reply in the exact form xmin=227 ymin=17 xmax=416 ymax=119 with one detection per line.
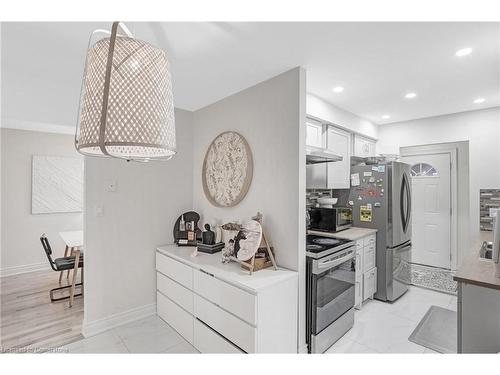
xmin=306 ymin=145 xmax=343 ymax=165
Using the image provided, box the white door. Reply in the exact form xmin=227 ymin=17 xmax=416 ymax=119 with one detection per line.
xmin=402 ymin=153 xmax=451 ymax=269
xmin=327 ymin=126 xmax=350 ymax=189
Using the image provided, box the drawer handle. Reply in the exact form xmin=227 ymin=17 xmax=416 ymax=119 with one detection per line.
xmin=200 ymin=268 xmax=214 ymax=277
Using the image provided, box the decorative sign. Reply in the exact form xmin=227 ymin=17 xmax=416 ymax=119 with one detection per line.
xmin=32 ymin=156 xmax=83 ymax=214
xmin=360 ymin=205 xmax=372 ymax=222
xmin=202 ymin=131 xmax=253 ymax=207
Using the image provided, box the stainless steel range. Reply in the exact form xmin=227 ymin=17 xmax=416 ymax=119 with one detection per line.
xmin=306 ymin=235 xmax=356 ymax=353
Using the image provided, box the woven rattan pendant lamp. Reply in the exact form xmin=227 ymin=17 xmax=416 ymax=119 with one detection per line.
xmin=75 ymin=22 xmax=176 ymax=162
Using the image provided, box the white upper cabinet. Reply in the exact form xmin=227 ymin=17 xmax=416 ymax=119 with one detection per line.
xmin=306 ymin=118 xmax=324 ymax=148
xmin=306 ymin=118 xmax=327 ymax=189
xmin=326 ymin=126 xmax=351 ymax=189
xmin=353 ymin=134 xmax=376 ymax=158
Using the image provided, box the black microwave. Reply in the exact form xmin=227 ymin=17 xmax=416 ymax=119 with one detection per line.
xmin=308 ymin=207 xmax=353 ymax=233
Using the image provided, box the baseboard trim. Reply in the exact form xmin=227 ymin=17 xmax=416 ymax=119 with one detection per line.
xmin=0 ymin=262 xmax=49 ymax=277
xmin=82 ymin=303 xmax=157 ymax=338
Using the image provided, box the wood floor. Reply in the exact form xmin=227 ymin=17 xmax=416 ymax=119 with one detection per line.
xmin=0 ymin=269 xmax=83 ymax=352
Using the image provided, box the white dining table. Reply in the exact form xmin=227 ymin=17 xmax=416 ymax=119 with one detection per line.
xmin=59 ymin=230 xmax=83 ymax=249
xmin=58 ymin=230 xmax=84 ymax=307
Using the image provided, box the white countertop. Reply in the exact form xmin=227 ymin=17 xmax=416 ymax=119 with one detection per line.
xmin=157 ymin=244 xmax=298 ymax=294
xmin=308 ymin=227 xmax=378 ymax=241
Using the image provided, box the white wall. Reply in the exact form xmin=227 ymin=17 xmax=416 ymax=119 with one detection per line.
xmin=306 ymin=93 xmax=378 ymax=139
xmin=0 ymin=128 xmax=83 ymax=276
xmin=377 ymin=107 xmax=500 ymax=242
xmin=83 ymin=109 xmax=194 ymax=335
xmin=192 ymin=68 xmax=306 ymax=352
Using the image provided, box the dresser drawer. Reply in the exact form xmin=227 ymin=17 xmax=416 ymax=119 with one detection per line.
xmin=156 ymin=252 xmax=193 ymax=289
xmin=157 ymin=292 xmax=193 ymax=344
xmin=193 ymin=269 xmax=256 ymax=325
xmin=194 ymin=294 xmax=256 ymax=353
xmin=363 ymin=267 xmax=377 ymax=300
xmin=157 ymin=272 xmax=193 ymax=313
xmin=193 ymin=318 xmax=244 ymax=353
xmin=363 ymin=244 xmax=376 ymax=272
xmin=363 ymin=234 xmax=376 ymax=248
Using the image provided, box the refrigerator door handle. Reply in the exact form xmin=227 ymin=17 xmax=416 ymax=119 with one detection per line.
xmin=400 ymin=172 xmax=411 ymax=234
xmin=404 ymin=172 xmax=411 ymax=232
xmin=400 ymin=174 xmax=407 ymax=233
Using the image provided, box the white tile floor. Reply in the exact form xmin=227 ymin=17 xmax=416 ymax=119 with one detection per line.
xmin=60 ymin=316 xmax=199 ymax=353
xmin=326 ymin=285 xmax=457 ymax=354
xmin=59 ymin=285 xmax=456 ymax=354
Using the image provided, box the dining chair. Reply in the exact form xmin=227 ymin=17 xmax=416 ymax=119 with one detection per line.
xmin=40 ymin=234 xmax=83 ymax=306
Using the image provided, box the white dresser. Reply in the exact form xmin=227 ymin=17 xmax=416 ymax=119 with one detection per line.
xmin=156 ymin=244 xmax=298 ymax=353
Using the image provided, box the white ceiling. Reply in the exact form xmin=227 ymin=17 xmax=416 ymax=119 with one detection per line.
xmin=2 ymin=22 xmax=499 ymax=127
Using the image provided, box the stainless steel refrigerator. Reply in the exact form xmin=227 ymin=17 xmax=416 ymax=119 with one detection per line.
xmin=348 ymin=160 xmax=412 ymax=301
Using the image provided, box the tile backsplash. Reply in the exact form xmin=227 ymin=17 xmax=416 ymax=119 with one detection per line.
xmin=480 ymin=189 xmax=500 ymax=231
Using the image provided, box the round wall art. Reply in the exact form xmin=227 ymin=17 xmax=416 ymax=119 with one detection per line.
xmin=202 ymin=131 xmax=253 ymax=207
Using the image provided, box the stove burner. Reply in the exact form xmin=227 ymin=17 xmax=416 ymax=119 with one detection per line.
xmin=312 ymin=238 xmax=341 ymax=245
xmin=307 ymin=244 xmax=324 ymax=251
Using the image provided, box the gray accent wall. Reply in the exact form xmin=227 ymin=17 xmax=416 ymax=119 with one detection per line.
xmin=192 ymin=67 xmax=306 ymax=352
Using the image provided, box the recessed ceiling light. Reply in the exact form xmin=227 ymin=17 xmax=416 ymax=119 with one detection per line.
xmin=473 ymin=97 xmax=485 ymax=104
xmin=332 ymin=86 xmax=344 ymax=93
xmin=405 ymin=92 xmax=417 ymax=99
xmin=455 ymin=47 xmax=472 ymax=57
xmin=382 ymin=115 xmax=391 ymax=119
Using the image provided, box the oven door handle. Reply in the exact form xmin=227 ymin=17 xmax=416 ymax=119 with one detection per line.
xmin=317 ymin=252 xmax=354 ymax=270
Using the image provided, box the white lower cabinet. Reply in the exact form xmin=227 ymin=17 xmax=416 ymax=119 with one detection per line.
xmin=157 ymin=291 xmax=194 ymax=344
xmin=194 ymin=294 xmax=256 ymax=353
xmin=155 ymin=246 xmax=298 ymax=353
xmin=352 ymin=233 xmax=377 ymax=308
xmin=157 ymin=272 xmax=193 ymax=313
xmin=193 ymin=269 xmax=256 ymax=325
xmin=193 ymin=319 xmax=243 ymax=353
xmin=354 ymin=248 xmax=363 ymax=309
xmin=363 ymin=267 xmax=377 ymax=299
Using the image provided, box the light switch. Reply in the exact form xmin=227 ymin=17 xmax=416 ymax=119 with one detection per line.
xmin=95 ymin=205 xmax=104 ymax=217
xmin=105 ymin=180 xmax=117 ymax=192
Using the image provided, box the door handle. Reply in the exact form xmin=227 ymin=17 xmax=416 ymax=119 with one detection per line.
xmin=400 ymin=172 xmax=411 ymax=233
xmin=405 ymin=173 xmax=411 ymax=231
xmin=400 ymin=174 xmax=406 ymax=232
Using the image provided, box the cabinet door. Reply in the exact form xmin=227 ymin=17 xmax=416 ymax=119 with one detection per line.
xmin=354 ymin=280 xmax=362 ymax=310
xmin=326 ymin=126 xmax=350 ymax=189
xmin=363 ymin=244 xmax=376 ymax=272
xmin=363 ymin=267 xmax=377 ymax=301
xmin=306 ymin=118 xmax=324 ymax=148
xmin=354 ymin=135 xmax=376 ymax=158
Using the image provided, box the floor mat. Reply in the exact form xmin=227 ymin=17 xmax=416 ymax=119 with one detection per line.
xmin=409 ymin=305 xmax=457 ymax=353
xmin=411 ymin=263 xmax=457 ymax=295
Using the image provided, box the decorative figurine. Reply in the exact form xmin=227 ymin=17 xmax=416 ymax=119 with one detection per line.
xmin=202 ymin=223 xmax=215 ymax=245
xmin=221 ymin=239 xmax=235 ymax=263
